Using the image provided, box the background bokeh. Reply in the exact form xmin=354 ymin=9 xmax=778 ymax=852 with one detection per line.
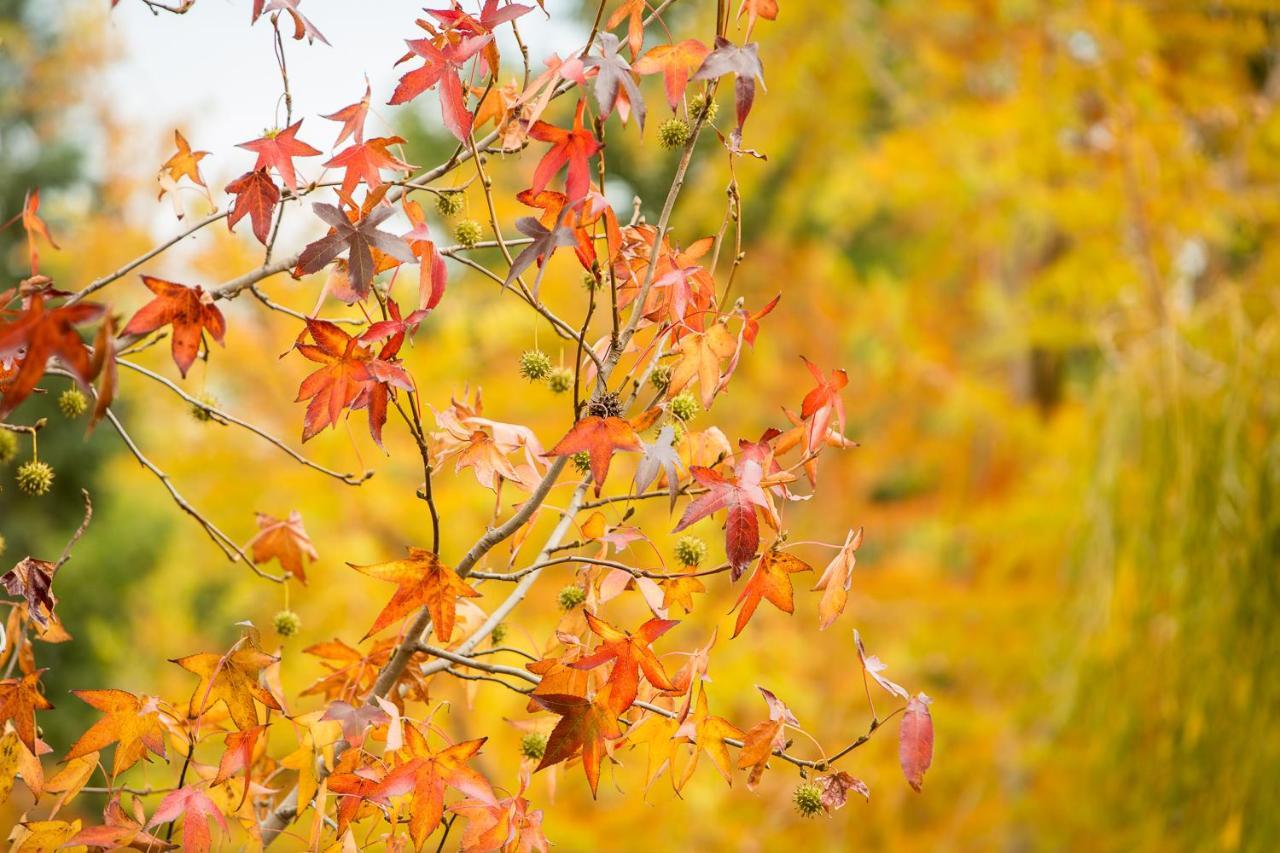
xmin=3 ymin=0 xmax=1279 ymax=849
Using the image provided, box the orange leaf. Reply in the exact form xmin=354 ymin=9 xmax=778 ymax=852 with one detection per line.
xmin=348 ymin=547 xmax=480 ymax=643
xmin=730 ymin=549 xmax=812 ymax=638
xmin=171 ymin=641 xmax=281 ymax=730
xmin=571 ymin=612 xmax=678 ymax=713
xmin=0 ymin=670 xmax=53 ymax=753
xmin=65 ymin=689 xmax=167 ymax=777
xmin=250 ymin=510 xmax=318 ymax=584
xmin=121 ymin=276 xmax=226 ymax=378
xmin=543 ymin=415 xmax=642 ymax=496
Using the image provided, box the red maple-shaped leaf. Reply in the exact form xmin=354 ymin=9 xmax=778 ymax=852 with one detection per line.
xmin=0 ymin=670 xmax=53 ymax=753
xmin=634 ymin=39 xmax=711 ymax=110
xmin=729 ymin=549 xmax=812 ymax=638
xmin=249 ymin=510 xmax=318 ymax=584
xmin=146 ymin=786 xmax=229 ymax=853
xmin=543 ymin=415 xmax=642 ymax=496
xmin=64 ymin=689 xmax=167 ymax=778
xmin=121 ymin=276 xmax=226 ymax=378
xmin=236 ymin=120 xmax=321 ymax=192
xmin=328 ymin=760 xmax=420 ymax=835
xmin=348 ymin=547 xmax=481 ymax=642
xmin=0 ymin=293 xmax=105 ymax=417
xmin=323 ymin=81 xmax=371 ymax=147
xmin=528 ymin=99 xmax=602 ymax=202
xmin=899 ymin=692 xmax=934 ymax=792
xmin=389 ymin=33 xmax=491 ymax=140
xmin=395 ymin=725 xmax=493 ymax=848
xmin=225 ymin=168 xmax=280 ymax=245
xmin=799 ymin=356 xmax=848 ymax=453
xmin=323 ymin=136 xmax=416 ymax=205
xmin=532 ymin=690 xmax=624 ymax=797
xmin=673 ymin=461 xmax=772 ymax=578
xmin=572 ymin=612 xmax=678 ymax=713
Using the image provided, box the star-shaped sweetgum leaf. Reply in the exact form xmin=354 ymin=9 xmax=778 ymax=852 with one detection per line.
xmin=348 ymin=546 xmax=480 ymax=643
xmin=121 ymin=276 xmax=226 ymax=378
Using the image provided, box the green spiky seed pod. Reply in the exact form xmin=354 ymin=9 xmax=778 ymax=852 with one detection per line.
xmin=649 ymin=364 xmax=672 ymax=391
xmin=273 ymin=610 xmax=302 ymax=637
xmin=455 ymin=219 xmax=483 ymax=248
xmin=191 ymin=392 xmax=219 ymax=422
xmin=675 ymin=535 xmax=707 ymax=568
xmin=558 ymin=584 xmax=586 ymax=610
xmin=588 ymin=391 xmax=624 ymax=419
xmin=582 ymin=272 xmax=601 ymax=291
xmin=547 ymin=367 xmax=574 ymax=394
xmin=58 ymin=388 xmax=88 ymax=419
xmin=570 ymin=451 xmax=592 ymax=474
xmin=435 ymin=192 xmax=463 ymax=217
xmin=520 ymin=732 xmax=548 ymax=761
xmin=0 ymin=430 xmax=17 ymax=465
xmin=16 ymin=460 xmax=54 ymax=496
xmin=519 ymin=349 xmax=553 ymax=382
xmin=690 ymin=93 xmax=719 ymax=124
xmin=669 ymin=391 xmax=698 ymax=422
xmin=794 ymin=781 xmax=824 ymax=817
xmin=490 ymin=622 xmax=508 ymax=645
xmin=658 ymin=117 xmax=692 ymax=150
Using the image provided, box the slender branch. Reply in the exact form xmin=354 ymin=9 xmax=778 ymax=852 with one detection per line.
xmin=54 ymin=490 xmax=94 ymax=570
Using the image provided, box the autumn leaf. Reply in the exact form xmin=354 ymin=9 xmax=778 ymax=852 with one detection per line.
xmin=21 ymin=188 xmax=59 ymax=274
xmin=327 ymin=760 xmax=419 ymax=835
xmin=147 ymin=786 xmax=229 ymax=853
xmin=64 ymin=689 xmax=167 ymax=777
xmin=819 ymin=770 xmax=870 ymax=811
xmin=812 ymin=528 xmax=862 ymax=630
xmin=634 ymin=425 xmax=683 ymax=509
xmin=853 ymin=629 xmax=909 ymax=701
xmin=120 ymin=276 xmax=226 ymax=378
xmin=252 ymin=0 xmax=329 ymax=44
xmin=572 ymin=612 xmax=678 ymax=713
xmin=237 ymin=120 xmax=321 ymax=192
xmin=322 ymin=81 xmax=371 ymax=146
xmin=2 ymin=557 xmax=59 ymax=628
xmin=297 ymin=202 xmax=415 ymax=297
xmin=225 ymin=168 xmax=280 ymax=245
xmin=250 ymin=510 xmax=318 ymax=583
xmin=606 ymin=0 xmax=645 ymax=58
xmin=67 ymin=795 xmax=175 ymax=851
xmin=528 ymin=99 xmax=601 ymax=202
xmin=667 ymin=321 xmax=736 ymax=408
xmin=503 ymin=216 xmax=578 ymax=294
xmin=800 ymin=356 xmax=848 ymax=454
xmin=348 ymin=546 xmax=480 ymax=642
xmin=737 ymin=0 xmax=779 ymax=38
xmin=9 ymin=819 xmax=82 ymax=852
xmin=729 ymin=549 xmax=812 ymax=638
xmin=543 ymin=415 xmax=642 ymax=496
xmin=899 ymin=692 xmax=934 ymax=792
xmin=532 ymin=690 xmax=624 ymax=797
xmin=583 ymin=33 xmax=646 ymax=129
xmin=0 ymin=293 xmax=105 ymax=418
xmin=735 ymin=685 xmax=799 ymax=788
xmin=389 ymin=33 xmax=491 ymax=140
xmin=171 ymin=641 xmax=282 ymax=730
xmin=673 ymin=462 xmax=772 ymax=578
xmin=634 ymin=40 xmax=711 ymax=110
xmin=673 ymin=686 xmax=743 ymax=789
xmin=323 ymin=136 xmax=415 ymax=201
xmin=691 ymin=37 xmax=766 ymax=141
xmin=292 ymin=317 xmax=372 ymax=441
xmin=0 ymin=671 xmax=53 ymax=753
xmin=395 ymin=725 xmax=493 ymax=848
xmin=160 ymin=129 xmax=210 ymax=188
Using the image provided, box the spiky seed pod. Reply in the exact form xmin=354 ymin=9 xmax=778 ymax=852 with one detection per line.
xmin=520 ymin=732 xmax=548 ymax=761
xmin=669 ymin=391 xmax=699 ymax=422
xmin=519 ymin=349 xmax=553 ymax=382
xmin=675 ymin=535 xmax=708 ymax=568
xmin=570 ymin=451 xmax=592 ymax=474
xmin=0 ymin=430 xmax=17 ymax=465
xmin=690 ymin=93 xmax=719 ymax=124
xmin=191 ymin=392 xmax=219 ymax=422
xmin=548 ymin=367 xmax=574 ymax=394
xmin=273 ymin=610 xmax=302 ymax=637
xmin=649 ymin=364 xmax=673 ymax=391
xmin=794 ymin=781 xmax=824 ymax=817
xmin=455 ymin=219 xmax=483 ymax=249
xmin=58 ymin=388 xmax=88 ymax=419
xmin=490 ymin=622 xmax=508 ymax=645
xmin=558 ymin=584 xmax=586 ymax=610
xmin=435 ymin=192 xmax=463 ymax=217
xmin=582 ymin=272 xmax=601 ymax=291
xmin=658 ymin=117 xmax=692 ymax=150
xmin=16 ymin=460 xmax=54 ymax=496
xmin=588 ymin=391 xmax=624 ymax=419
